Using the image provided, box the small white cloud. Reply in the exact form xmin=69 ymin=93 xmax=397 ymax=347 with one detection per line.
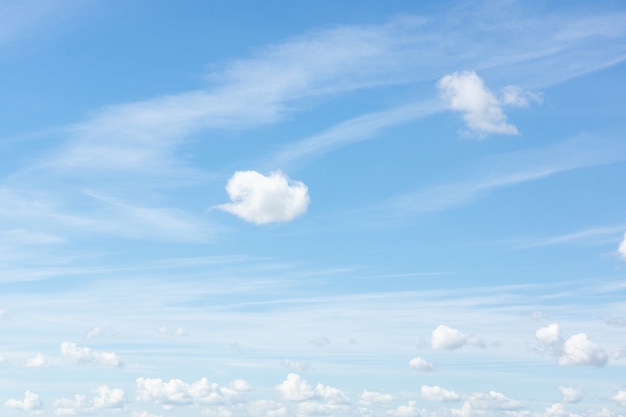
xmin=216 ymin=170 xmax=310 ymax=225
xmin=409 ymin=356 xmax=434 ymax=372
xmin=136 ymin=376 xmax=236 ymax=407
xmin=558 ymin=333 xmax=608 ymax=367
xmin=617 ymin=233 xmax=626 ymax=261
xmin=86 ymin=326 xmax=104 ymax=339
xmin=275 ymin=373 xmax=316 ymax=402
xmin=174 ymin=327 xmax=188 ymax=336
xmin=53 ymin=394 xmax=89 ymax=416
xmin=421 ymin=385 xmax=461 ymax=402
xmin=437 ymin=71 xmax=519 ymax=136
xmin=360 ymin=390 xmax=394 ymax=405
xmin=432 ymin=325 xmax=467 ymax=350
xmin=535 ymin=323 xmax=563 ymax=349
xmin=611 ymin=390 xmax=626 ymax=407
xmin=500 ymin=85 xmax=542 ymax=107
xmin=93 ymin=386 xmax=126 ymax=409
xmin=452 ymin=391 xmax=524 ymax=417
xmin=559 ymin=386 xmax=583 ymax=403
xmin=5 ymin=391 xmax=44 ymax=412
xmin=60 ymin=342 xmax=122 ymax=367
xmin=310 ymin=336 xmax=330 ymax=347
xmin=25 ymin=353 xmax=48 ymax=368
xmin=387 ymin=400 xmax=421 ymax=417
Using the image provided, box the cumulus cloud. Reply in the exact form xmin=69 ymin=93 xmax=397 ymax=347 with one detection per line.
xmin=93 ymin=386 xmax=126 ymax=409
xmin=535 ymin=324 xmax=607 ymax=367
xmin=60 ymin=342 xmax=122 ymax=367
xmin=559 ymin=386 xmax=583 ymax=403
xmin=53 ymin=394 xmax=89 ymax=416
xmin=409 ymin=356 xmax=434 ymax=371
xmin=421 ymin=385 xmax=461 ymax=402
xmin=4 ymin=391 xmax=44 ymax=413
xmin=431 ymin=325 xmax=484 ymax=350
xmin=25 ymin=352 xmax=48 ymax=368
xmin=617 ymin=233 xmax=626 ymax=261
xmin=611 ymin=390 xmax=626 ymax=407
xmin=216 ymin=170 xmax=310 ymax=225
xmin=452 ymin=391 xmax=524 ymax=417
xmin=275 ymin=373 xmax=348 ymax=405
xmin=387 ymin=400 xmax=421 ymax=417
xmin=437 ymin=71 xmax=527 ymax=136
xmin=53 ymin=386 xmax=125 ymax=415
xmin=136 ymin=377 xmax=250 ymax=408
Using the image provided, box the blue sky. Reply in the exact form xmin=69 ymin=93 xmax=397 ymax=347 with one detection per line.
xmin=1 ymin=1 xmax=626 ymax=416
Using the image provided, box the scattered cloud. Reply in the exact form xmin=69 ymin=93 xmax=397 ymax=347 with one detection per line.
xmin=610 ymin=390 xmax=626 ymax=407
xmin=535 ymin=324 xmax=608 ymax=367
xmin=136 ymin=377 xmax=250 ymax=408
xmin=431 ymin=325 xmax=485 ymax=350
xmin=60 ymin=342 xmax=123 ymax=367
xmin=559 ymin=386 xmax=583 ymax=403
xmin=500 ymin=85 xmax=542 ymax=108
xmin=216 ymin=171 xmax=309 ymax=225
xmin=387 ymin=400 xmax=421 ymax=417
xmin=54 ymin=386 xmax=126 ymax=415
xmin=408 ymin=356 xmax=434 ymax=372
xmin=24 ymin=352 xmax=48 ymax=368
xmin=437 ymin=71 xmax=521 ymax=136
xmin=421 ymin=385 xmax=461 ymax=402
xmin=4 ymin=391 xmax=44 ymax=413
xmin=452 ymin=391 xmax=525 ymax=417
xmin=280 ymin=358 xmax=310 ymax=372
xmin=360 ymin=390 xmax=394 ymax=405
xmin=617 ymin=233 xmax=626 ymax=261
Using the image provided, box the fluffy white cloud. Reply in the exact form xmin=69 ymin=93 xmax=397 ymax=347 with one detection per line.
xmin=5 ymin=391 xmax=44 ymax=412
xmin=409 ymin=356 xmax=434 ymax=371
xmin=558 ymin=333 xmax=608 ymax=367
xmin=387 ymin=400 xmax=421 ymax=417
xmin=559 ymin=386 xmax=583 ymax=403
xmin=618 ymin=233 xmax=626 ymax=261
xmin=53 ymin=394 xmax=89 ymax=416
xmin=216 ymin=170 xmax=310 ymax=225
xmin=93 ymin=386 xmax=126 ymax=409
xmin=25 ymin=352 xmax=47 ymax=367
xmin=136 ymin=376 xmax=250 ymax=408
xmin=452 ymin=391 xmax=524 ymax=417
xmin=535 ymin=325 xmax=607 ymax=367
xmin=60 ymin=342 xmax=122 ymax=367
xmin=421 ymin=385 xmax=461 ymax=402
xmin=431 ymin=325 xmax=484 ymax=350
xmin=432 ymin=325 xmax=467 ymax=349
xmin=275 ymin=374 xmax=316 ymax=402
xmin=437 ymin=71 xmax=519 ymax=135
xmin=611 ymin=390 xmax=626 ymax=407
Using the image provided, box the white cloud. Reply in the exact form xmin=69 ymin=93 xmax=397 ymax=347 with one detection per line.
xmin=431 ymin=325 xmax=485 ymax=350
xmin=558 ymin=333 xmax=608 ymax=367
xmin=452 ymin=391 xmax=525 ymax=417
xmin=25 ymin=352 xmax=47 ymax=367
xmin=421 ymin=385 xmax=461 ymax=402
xmin=610 ymin=390 xmax=626 ymax=407
xmin=60 ymin=342 xmax=122 ymax=367
xmin=409 ymin=356 xmax=434 ymax=371
xmin=500 ymin=85 xmax=542 ymax=108
xmin=5 ymin=391 xmax=44 ymax=413
xmin=53 ymin=394 xmax=89 ymax=416
xmin=387 ymin=400 xmax=421 ymax=417
xmin=275 ymin=374 xmax=316 ymax=402
xmin=432 ymin=325 xmax=467 ymax=349
xmin=216 ymin=171 xmax=309 ymax=225
xmin=559 ymin=386 xmax=583 ymax=403
xmin=617 ymin=233 xmax=626 ymax=261
xmin=535 ymin=325 xmax=607 ymax=367
xmin=86 ymin=326 xmax=104 ymax=339
xmin=437 ymin=71 xmax=519 ymax=136
xmin=359 ymin=390 xmax=394 ymax=405
xmin=93 ymin=386 xmax=126 ymax=409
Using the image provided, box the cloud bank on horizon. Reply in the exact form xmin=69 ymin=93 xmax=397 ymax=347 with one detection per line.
xmin=1 ymin=1 xmax=626 ymax=416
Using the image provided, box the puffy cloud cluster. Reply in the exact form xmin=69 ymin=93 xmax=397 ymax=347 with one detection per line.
xmin=136 ymin=377 xmax=252 ymax=408
xmin=535 ymin=324 xmax=608 ymax=367
xmin=409 ymin=356 xmax=434 ymax=371
xmin=437 ymin=71 xmax=538 ymax=136
xmin=60 ymin=342 xmax=123 ymax=367
xmin=275 ymin=373 xmax=350 ymax=415
xmin=421 ymin=385 xmax=461 ymax=402
xmin=452 ymin=391 xmax=524 ymax=417
xmin=431 ymin=325 xmax=485 ymax=350
xmin=217 ymin=170 xmax=310 ymax=225
xmin=359 ymin=390 xmax=394 ymax=405
xmin=54 ymin=386 xmax=126 ymax=415
xmin=4 ymin=391 xmax=44 ymax=413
